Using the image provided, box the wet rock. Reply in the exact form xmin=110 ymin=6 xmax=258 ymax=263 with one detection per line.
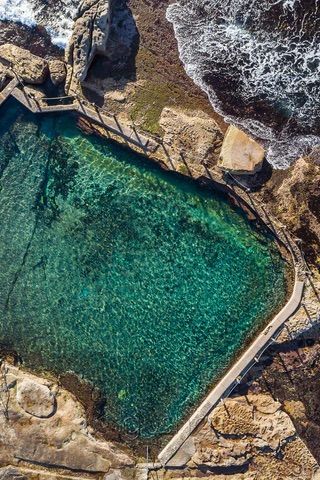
xmin=16 ymin=379 xmax=55 ymax=418
xmin=0 ymin=44 xmax=48 ymax=84
xmin=66 ymin=0 xmax=112 ymax=92
xmin=49 ymin=60 xmax=67 ymax=86
xmin=218 ymin=125 xmax=265 ymax=174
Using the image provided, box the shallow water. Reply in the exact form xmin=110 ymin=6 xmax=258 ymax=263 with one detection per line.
xmin=0 ymin=100 xmax=286 ymax=437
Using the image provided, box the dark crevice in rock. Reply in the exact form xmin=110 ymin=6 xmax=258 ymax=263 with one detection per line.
xmin=191 ymin=462 xmax=250 ymax=475
xmin=14 ymin=456 xmax=110 ymax=474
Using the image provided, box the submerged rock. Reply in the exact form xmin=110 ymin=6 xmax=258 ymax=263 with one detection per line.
xmin=65 ymin=0 xmax=112 ymax=92
xmin=0 ymin=44 xmax=48 ymax=84
xmin=218 ymin=125 xmax=265 ymax=175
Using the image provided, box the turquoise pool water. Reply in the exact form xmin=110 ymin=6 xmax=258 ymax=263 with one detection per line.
xmin=0 ymin=100 xmax=286 ymax=437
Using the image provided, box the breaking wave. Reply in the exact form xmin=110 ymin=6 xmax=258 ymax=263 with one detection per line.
xmin=0 ymin=0 xmax=78 ymax=47
xmin=167 ymin=0 xmax=320 ymax=168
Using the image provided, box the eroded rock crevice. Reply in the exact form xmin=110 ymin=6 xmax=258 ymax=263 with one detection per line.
xmin=65 ymin=0 xmax=113 ymax=93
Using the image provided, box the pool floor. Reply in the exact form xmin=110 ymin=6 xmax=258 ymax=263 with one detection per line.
xmin=0 ymin=100 xmax=286 ymax=437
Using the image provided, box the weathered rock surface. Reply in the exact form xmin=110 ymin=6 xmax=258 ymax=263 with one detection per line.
xmin=163 ymin=393 xmax=319 ymax=479
xmin=0 ymin=64 xmax=8 ymax=90
xmin=0 ymin=362 xmax=134 ymax=474
xmin=0 ymin=467 xmax=27 ymax=480
xmin=48 ymin=60 xmax=67 ymax=86
xmin=259 ymin=152 xmax=320 ymax=264
xmin=16 ymin=379 xmax=55 ymax=418
xmin=209 ymin=394 xmax=294 ymax=452
xmin=218 ymin=125 xmax=265 ymax=174
xmin=159 ymin=107 xmax=224 ymax=176
xmin=0 ymin=44 xmax=48 ymax=84
xmin=65 ymin=0 xmax=112 ymax=92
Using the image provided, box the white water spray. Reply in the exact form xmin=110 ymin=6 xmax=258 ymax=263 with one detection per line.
xmin=167 ymin=0 xmax=320 ymax=168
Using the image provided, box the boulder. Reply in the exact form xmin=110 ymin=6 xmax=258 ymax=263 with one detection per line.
xmin=48 ymin=60 xmax=67 ymax=86
xmin=16 ymin=379 xmax=55 ymax=418
xmin=218 ymin=125 xmax=265 ymax=175
xmin=65 ymin=0 xmax=112 ymax=92
xmin=0 ymin=44 xmax=48 ymax=85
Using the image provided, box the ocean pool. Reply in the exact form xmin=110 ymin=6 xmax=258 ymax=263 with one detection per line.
xmin=0 ymin=100 xmax=286 ymax=437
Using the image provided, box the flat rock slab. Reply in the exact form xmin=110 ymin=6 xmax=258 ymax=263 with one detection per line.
xmin=0 ymin=364 xmax=134 ymax=473
xmin=218 ymin=125 xmax=265 ymax=175
xmin=16 ymin=379 xmax=55 ymax=418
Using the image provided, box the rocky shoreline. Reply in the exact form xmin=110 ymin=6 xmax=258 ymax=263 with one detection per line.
xmin=0 ymin=1 xmax=319 ymax=479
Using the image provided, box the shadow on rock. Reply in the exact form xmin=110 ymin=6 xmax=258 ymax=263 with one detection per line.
xmin=84 ymin=0 xmax=139 ymax=107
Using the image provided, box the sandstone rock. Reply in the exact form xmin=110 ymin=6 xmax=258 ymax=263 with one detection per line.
xmin=49 ymin=60 xmax=67 ymax=86
xmin=167 ymin=392 xmax=319 ymax=479
xmin=104 ymin=470 xmax=124 ymax=480
xmin=16 ymin=379 xmax=55 ymax=418
xmin=0 ymin=467 xmax=27 ymax=480
xmin=0 ymin=64 xmax=8 ymax=90
xmin=218 ymin=125 xmax=265 ymax=175
xmin=263 ymin=155 xmax=320 ymax=264
xmin=209 ymin=394 xmax=295 ymax=450
xmin=159 ymin=107 xmax=224 ymax=176
xmin=0 ymin=44 xmax=48 ymax=85
xmin=66 ymin=0 xmax=112 ymax=92
xmin=107 ymin=90 xmax=126 ymax=103
xmin=0 ymin=363 xmax=134 ymax=473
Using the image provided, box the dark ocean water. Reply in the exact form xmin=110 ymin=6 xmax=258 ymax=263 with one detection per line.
xmin=0 ymin=100 xmax=286 ymax=437
xmin=167 ymin=0 xmax=320 ymax=167
xmin=0 ymin=0 xmax=78 ymax=46
xmin=2 ymin=1 xmax=318 ymax=165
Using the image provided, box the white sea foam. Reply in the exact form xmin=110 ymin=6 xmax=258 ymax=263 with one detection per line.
xmin=167 ymin=0 xmax=320 ymax=168
xmin=0 ymin=0 xmax=78 ymax=48
xmin=0 ymin=0 xmax=36 ymax=27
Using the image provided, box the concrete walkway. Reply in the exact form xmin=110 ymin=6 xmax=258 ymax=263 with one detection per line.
xmin=0 ymin=77 xmax=19 ymax=106
xmin=158 ymin=273 xmax=304 ymax=465
xmin=7 ymin=85 xmax=156 ymax=154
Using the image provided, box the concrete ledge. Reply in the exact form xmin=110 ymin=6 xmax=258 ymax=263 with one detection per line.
xmin=158 ymin=274 xmax=304 ymax=466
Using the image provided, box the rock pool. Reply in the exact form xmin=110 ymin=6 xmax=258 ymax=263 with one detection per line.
xmin=0 ymin=100 xmax=286 ymax=437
